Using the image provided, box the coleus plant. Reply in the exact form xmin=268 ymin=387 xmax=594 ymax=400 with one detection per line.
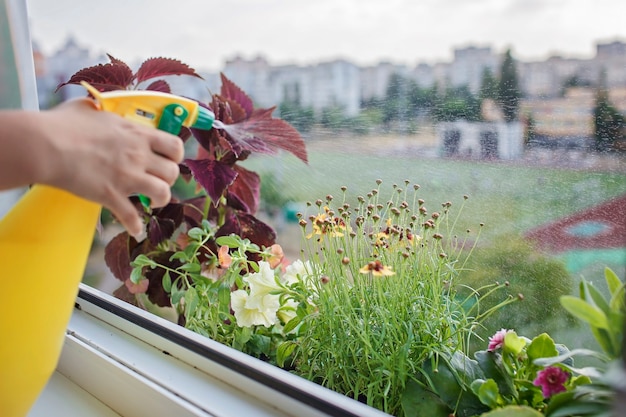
xmin=59 ymin=55 xmax=307 ymax=310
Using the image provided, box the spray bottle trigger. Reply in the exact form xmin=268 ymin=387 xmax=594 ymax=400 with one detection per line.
xmin=158 ymin=103 xmax=189 ymax=135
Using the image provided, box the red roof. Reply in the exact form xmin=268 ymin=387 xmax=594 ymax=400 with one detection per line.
xmin=525 ymin=194 xmax=626 ymax=253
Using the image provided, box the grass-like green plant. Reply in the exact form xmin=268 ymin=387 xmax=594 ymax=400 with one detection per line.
xmin=290 ymin=180 xmax=516 ymax=416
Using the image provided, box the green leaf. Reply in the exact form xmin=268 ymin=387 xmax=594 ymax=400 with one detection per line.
xmin=560 ymin=296 xmax=609 ymax=329
xmin=400 ymin=379 xmax=452 ymax=417
xmin=282 ymin=315 xmax=302 ymax=334
xmin=604 ymin=267 xmax=622 ymax=296
xmin=184 ymin=287 xmax=199 ymax=317
xmin=474 ymin=350 xmax=516 ymax=398
xmin=480 ymin=405 xmax=543 ymax=417
xmin=585 ymin=281 xmax=611 ymax=316
xmin=218 ymin=283 xmax=232 ymax=308
xmin=607 ymin=310 xmax=624 ymax=338
xmin=216 ymin=235 xmax=242 ymax=248
xmin=234 ymin=326 xmax=252 ymax=348
xmin=503 ymin=332 xmax=527 ymax=355
xmin=169 ymin=251 xmax=189 ymax=262
xmin=187 ymin=227 xmax=204 ymax=241
xmin=162 ymin=271 xmax=172 ymax=293
xmin=609 ymin=284 xmax=625 ymax=312
xmin=131 ymin=254 xmax=155 ymax=268
xmin=533 ymin=348 xmax=609 ymax=367
xmin=170 ymin=288 xmax=184 ymax=305
xmin=527 ymin=333 xmax=558 ymax=361
xmin=546 ymin=400 xmax=609 ymax=417
xmin=590 ymin=327 xmax=617 ymax=358
xmin=472 ymin=378 xmax=501 ymax=409
xmin=180 ymin=262 xmax=201 ymax=273
xmin=418 ymin=352 xmax=488 ymax=416
xmin=130 ymin=267 xmax=144 ymax=284
xmin=276 ymin=341 xmax=298 ymax=368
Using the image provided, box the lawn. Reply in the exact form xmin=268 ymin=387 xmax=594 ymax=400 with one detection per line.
xmin=244 ymin=149 xmax=626 ymax=241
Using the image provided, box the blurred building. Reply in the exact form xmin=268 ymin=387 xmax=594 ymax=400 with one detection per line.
xmin=36 ymin=36 xmax=106 ymax=109
xmin=437 ymin=120 xmax=524 ymax=160
xmin=224 ymin=56 xmax=361 ymax=117
xmin=520 ymin=86 xmax=626 ymax=147
xmin=360 ymin=61 xmax=409 ymax=102
xmin=33 ymin=36 xmax=626 ymax=147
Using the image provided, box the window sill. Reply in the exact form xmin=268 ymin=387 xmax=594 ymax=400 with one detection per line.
xmin=29 ymin=284 xmax=387 ymax=417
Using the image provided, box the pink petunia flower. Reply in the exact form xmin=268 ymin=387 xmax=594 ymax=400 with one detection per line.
xmin=487 ymin=328 xmax=511 ymax=352
xmin=533 ymin=366 xmax=570 ymax=398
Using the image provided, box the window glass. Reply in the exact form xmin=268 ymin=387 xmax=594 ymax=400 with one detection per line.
xmin=25 ymin=1 xmax=626 ymax=415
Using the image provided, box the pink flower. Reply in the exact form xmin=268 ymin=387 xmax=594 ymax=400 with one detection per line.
xmin=487 ymin=329 xmax=511 ymax=352
xmin=533 ymin=367 xmax=570 ymax=398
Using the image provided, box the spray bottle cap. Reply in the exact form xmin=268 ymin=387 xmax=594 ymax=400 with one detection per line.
xmin=193 ymin=106 xmax=215 ymax=130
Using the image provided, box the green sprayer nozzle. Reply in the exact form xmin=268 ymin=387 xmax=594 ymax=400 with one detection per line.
xmin=193 ymin=106 xmax=215 ymax=130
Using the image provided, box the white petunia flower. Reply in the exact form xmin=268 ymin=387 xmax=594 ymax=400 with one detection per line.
xmin=231 ymin=289 xmax=280 ymax=328
xmin=246 ymin=261 xmax=281 ymax=298
xmin=282 ymin=259 xmax=315 ymax=286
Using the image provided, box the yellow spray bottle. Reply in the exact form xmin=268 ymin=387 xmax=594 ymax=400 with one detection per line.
xmin=0 ymin=83 xmax=214 ymax=416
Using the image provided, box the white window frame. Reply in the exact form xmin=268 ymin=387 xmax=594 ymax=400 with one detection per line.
xmin=33 ymin=284 xmax=388 ymax=417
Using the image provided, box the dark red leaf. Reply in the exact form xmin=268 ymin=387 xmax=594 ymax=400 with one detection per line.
xmin=144 ymin=251 xmax=182 ymax=307
xmin=218 ymin=212 xmax=276 ymax=249
xmin=182 ymin=196 xmax=210 ymax=228
xmin=56 ymin=62 xmax=134 ymax=92
xmin=224 ymin=192 xmax=250 ymax=212
xmin=147 ymin=203 xmax=184 ymax=245
xmin=113 ymin=284 xmax=140 ymax=307
xmin=184 ymin=158 xmax=238 ymax=204
xmin=212 ymin=94 xmax=248 ymax=124
xmin=178 ymin=126 xmax=192 ymax=143
xmin=104 ymin=232 xmax=137 ymax=282
xmin=220 ymin=73 xmax=254 ymax=117
xmin=145 ymin=79 xmax=171 ymax=93
xmin=220 ymin=107 xmax=308 ymax=162
xmin=106 ymin=54 xmax=128 ymax=66
xmin=135 ymin=57 xmax=203 ymax=84
xmin=148 ymin=217 xmax=175 ymax=246
xmin=228 ymin=165 xmax=261 ymax=214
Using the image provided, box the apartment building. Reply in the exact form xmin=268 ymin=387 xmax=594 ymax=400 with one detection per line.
xmin=35 ymin=37 xmax=626 ymax=143
xmin=360 ymin=61 xmax=409 ymax=102
xmin=223 ymin=56 xmax=361 ymax=117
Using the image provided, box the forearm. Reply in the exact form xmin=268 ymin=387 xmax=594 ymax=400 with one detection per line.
xmin=0 ymin=110 xmax=55 ymax=190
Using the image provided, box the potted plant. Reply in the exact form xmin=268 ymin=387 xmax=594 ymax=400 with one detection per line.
xmin=58 ymin=57 xmax=523 ymax=416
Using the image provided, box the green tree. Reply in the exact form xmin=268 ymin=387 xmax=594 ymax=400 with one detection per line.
xmin=278 ymin=100 xmax=315 ymax=133
xmin=497 ymin=49 xmax=521 ymax=123
xmin=432 ymin=85 xmax=481 ymax=122
xmin=319 ymin=105 xmax=345 ymax=130
xmin=478 ymin=67 xmax=499 ymax=101
xmin=382 ymin=72 xmax=409 ymax=125
xmin=523 ymin=113 xmax=536 ymax=145
xmin=593 ymin=84 xmax=625 ymax=152
xmin=407 ymin=83 xmax=436 ymax=117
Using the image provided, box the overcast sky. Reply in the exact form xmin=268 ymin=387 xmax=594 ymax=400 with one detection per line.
xmin=26 ymin=0 xmax=626 ymax=71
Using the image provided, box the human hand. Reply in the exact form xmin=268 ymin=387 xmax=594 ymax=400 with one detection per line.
xmin=40 ymin=98 xmax=184 ymax=238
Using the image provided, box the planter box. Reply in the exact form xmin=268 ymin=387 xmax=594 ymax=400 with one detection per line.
xmin=33 ymin=284 xmax=389 ymax=417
